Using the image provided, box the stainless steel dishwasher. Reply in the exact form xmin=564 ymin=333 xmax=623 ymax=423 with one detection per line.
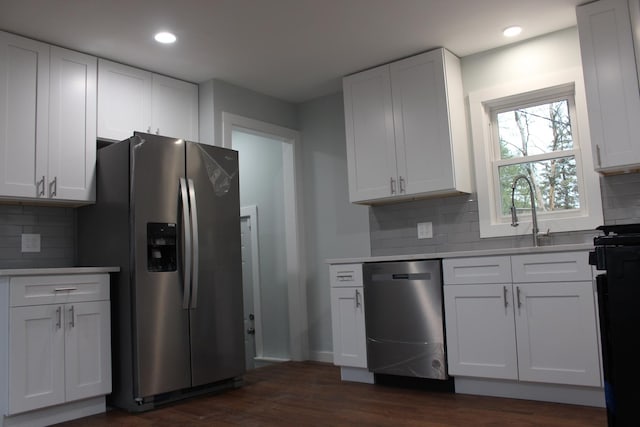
xmin=363 ymin=260 xmax=447 ymax=380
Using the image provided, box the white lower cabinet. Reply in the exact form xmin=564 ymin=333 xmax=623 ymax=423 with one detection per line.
xmin=1 ymin=273 xmax=112 ymax=426
xmin=444 ymin=252 xmax=602 ymax=388
xmin=330 ymin=286 xmax=367 ymax=368
xmin=329 ymin=263 xmax=373 ymax=383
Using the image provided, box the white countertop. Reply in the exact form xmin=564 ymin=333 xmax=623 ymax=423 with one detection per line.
xmin=326 ymin=243 xmax=594 ymax=264
xmin=0 ymin=266 xmax=120 ymax=276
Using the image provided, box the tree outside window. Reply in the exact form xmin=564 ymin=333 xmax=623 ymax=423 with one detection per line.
xmin=492 ymin=97 xmax=582 ymax=218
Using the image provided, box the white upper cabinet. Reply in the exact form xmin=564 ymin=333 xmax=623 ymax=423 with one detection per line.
xmin=97 ymin=59 xmax=198 ymax=142
xmin=97 ymin=59 xmax=151 ymax=142
xmin=343 ymin=48 xmax=471 ymax=204
xmin=0 ymin=31 xmax=96 ymax=204
xmin=0 ymin=32 xmax=50 ymax=199
xmin=151 ymin=73 xmax=199 ymax=141
xmin=49 ymin=46 xmax=97 ymax=202
xmin=577 ymin=0 xmax=640 ymax=172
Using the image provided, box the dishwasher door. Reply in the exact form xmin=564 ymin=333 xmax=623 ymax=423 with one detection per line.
xmin=363 ymin=260 xmax=447 ymax=380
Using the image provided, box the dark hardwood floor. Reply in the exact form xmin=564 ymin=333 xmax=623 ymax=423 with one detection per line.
xmin=55 ymin=361 xmax=607 ymax=426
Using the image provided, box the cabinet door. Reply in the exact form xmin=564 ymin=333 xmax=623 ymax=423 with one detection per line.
xmin=577 ymin=0 xmax=640 ymax=171
xmin=48 ymin=46 xmax=97 ymax=202
xmin=330 ymin=287 xmax=367 ymax=368
xmin=443 ymin=284 xmax=518 ymax=379
xmin=97 ymin=59 xmax=151 ymax=141
xmin=514 ymin=282 xmax=602 ymax=386
xmin=0 ymin=31 xmax=49 ymax=199
xmin=65 ymin=300 xmax=112 ymax=401
xmin=343 ymin=65 xmax=398 ymax=202
xmin=390 ymin=49 xmax=455 ymax=195
xmin=8 ymin=305 xmax=65 ymax=414
xmin=150 ymin=73 xmax=199 ymax=141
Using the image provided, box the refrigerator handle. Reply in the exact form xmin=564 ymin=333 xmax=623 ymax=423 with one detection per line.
xmin=179 ymin=177 xmax=192 ymax=309
xmin=188 ymin=178 xmax=200 ymax=308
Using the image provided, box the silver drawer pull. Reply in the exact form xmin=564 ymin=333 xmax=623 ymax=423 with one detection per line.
xmin=336 ymin=274 xmax=354 ymax=281
xmin=56 ymin=306 xmax=62 ymax=329
xmin=54 ymin=287 xmax=78 ymax=292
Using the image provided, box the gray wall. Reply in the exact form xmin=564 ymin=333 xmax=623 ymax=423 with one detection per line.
xmin=0 ymin=205 xmax=75 ymax=269
xmin=199 ymin=79 xmax=298 ymax=146
xmin=298 ymin=92 xmax=371 ymax=360
xmin=233 ymin=130 xmax=290 ymax=359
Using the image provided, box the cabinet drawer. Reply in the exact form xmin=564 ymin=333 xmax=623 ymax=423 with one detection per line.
xmin=511 ymin=252 xmax=592 ymax=283
xmin=330 ymin=264 xmax=363 ymax=287
xmin=10 ymin=274 xmax=110 ymax=307
xmin=443 ymin=256 xmax=511 ymax=284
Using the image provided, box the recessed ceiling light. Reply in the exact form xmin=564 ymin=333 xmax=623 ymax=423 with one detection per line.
xmin=503 ymin=26 xmax=522 ymax=37
xmin=154 ymin=31 xmax=177 ymax=44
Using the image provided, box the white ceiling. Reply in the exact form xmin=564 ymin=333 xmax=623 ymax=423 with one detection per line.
xmin=0 ymin=0 xmax=586 ymax=104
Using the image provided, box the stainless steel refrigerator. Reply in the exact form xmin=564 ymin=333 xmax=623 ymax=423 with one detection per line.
xmin=78 ymin=132 xmax=245 ymax=411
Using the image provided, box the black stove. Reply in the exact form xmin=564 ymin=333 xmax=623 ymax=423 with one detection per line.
xmin=593 ymin=223 xmax=640 ymax=246
xmin=589 ymin=223 xmax=640 ymax=427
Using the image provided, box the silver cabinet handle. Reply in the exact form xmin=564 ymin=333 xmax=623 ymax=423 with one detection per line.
xmin=188 ymin=178 xmax=199 ymax=309
xmin=54 ymin=287 xmax=77 ymax=292
xmin=503 ymin=286 xmax=508 ymax=308
xmin=596 ymin=144 xmax=602 ymax=168
xmin=516 ymin=286 xmax=522 ymax=309
xmin=37 ymin=175 xmax=45 ymax=197
xmin=147 ymin=126 xmax=151 ymax=133
xmin=69 ymin=305 xmax=75 ymax=328
xmin=49 ymin=176 xmax=57 ymax=197
xmin=179 ymin=178 xmax=192 ymax=309
xmin=336 ymin=272 xmax=354 ymax=281
xmin=355 ymin=289 xmax=361 ymax=308
xmin=390 ymin=177 xmax=396 ymax=194
xmin=399 ymin=176 xmax=405 ymax=193
xmin=56 ymin=306 xmax=62 ymax=329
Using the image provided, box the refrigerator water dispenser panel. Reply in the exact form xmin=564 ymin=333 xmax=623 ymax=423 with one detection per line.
xmin=147 ymin=222 xmax=177 ymax=272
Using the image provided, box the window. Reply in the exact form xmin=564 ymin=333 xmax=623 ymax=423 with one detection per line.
xmin=469 ymin=69 xmax=602 ymax=238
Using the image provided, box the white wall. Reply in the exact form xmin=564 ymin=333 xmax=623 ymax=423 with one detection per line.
xmin=461 ymin=27 xmax=582 ymax=95
xmin=233 ymin=130 xmax=290 ymax=359
xmin=298 ymin=93 xmax=371 ymax=361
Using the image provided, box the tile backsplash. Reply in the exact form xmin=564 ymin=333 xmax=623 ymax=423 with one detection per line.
xmin=599 ymin=172 xmax=640 ymax=225
xmin=369 ymin=172 xmax=640 ymax=257
xmin=0 ymin=204 xmax=75 ymax=269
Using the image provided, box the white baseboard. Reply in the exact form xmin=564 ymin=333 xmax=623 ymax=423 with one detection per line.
xmin=454 ymin=377 xmax=605 ymax=407
xmin=2 ymin=396 xmax=105 ymax=427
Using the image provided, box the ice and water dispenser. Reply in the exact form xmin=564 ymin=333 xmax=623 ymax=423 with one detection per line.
xmin=147 ymin=222 xmax=177 ymax=272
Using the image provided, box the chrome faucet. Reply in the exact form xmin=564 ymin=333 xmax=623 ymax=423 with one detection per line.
xmin=510 ymin=174 xmax=540 ymax=247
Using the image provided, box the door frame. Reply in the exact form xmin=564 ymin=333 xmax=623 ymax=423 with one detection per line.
xmin=240 ymin=205 xmax=263 ymax=361
xmin=222 ymin=112 xmax=308 ymax=361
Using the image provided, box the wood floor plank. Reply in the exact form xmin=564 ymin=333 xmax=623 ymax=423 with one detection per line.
xmin=54 ymin=361 xmax=606 ymax=426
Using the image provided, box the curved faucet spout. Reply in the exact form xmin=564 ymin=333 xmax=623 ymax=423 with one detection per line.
xmin=510 ymin=174 xmax=540 ymax=247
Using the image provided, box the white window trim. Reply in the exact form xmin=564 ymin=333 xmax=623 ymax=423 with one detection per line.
xmin=468 ymin=68 xmax=603 ymax=239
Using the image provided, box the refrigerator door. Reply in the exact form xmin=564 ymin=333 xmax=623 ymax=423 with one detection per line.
xmin=186 ymin=142 xmax=245 ymax=386
xmin=131 ymin=133 xmax=192 ymax=398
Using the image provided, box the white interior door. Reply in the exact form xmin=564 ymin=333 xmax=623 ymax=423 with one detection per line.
xmin=241 ymin=212 xmax=257 ymax=370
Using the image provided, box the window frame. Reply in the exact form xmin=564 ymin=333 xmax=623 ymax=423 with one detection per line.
xmin=468 ymin=68 xmax=603 ymax=239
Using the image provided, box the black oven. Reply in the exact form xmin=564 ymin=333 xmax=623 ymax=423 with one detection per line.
xmin=589 ymin=224 xmax=640 ymax=427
